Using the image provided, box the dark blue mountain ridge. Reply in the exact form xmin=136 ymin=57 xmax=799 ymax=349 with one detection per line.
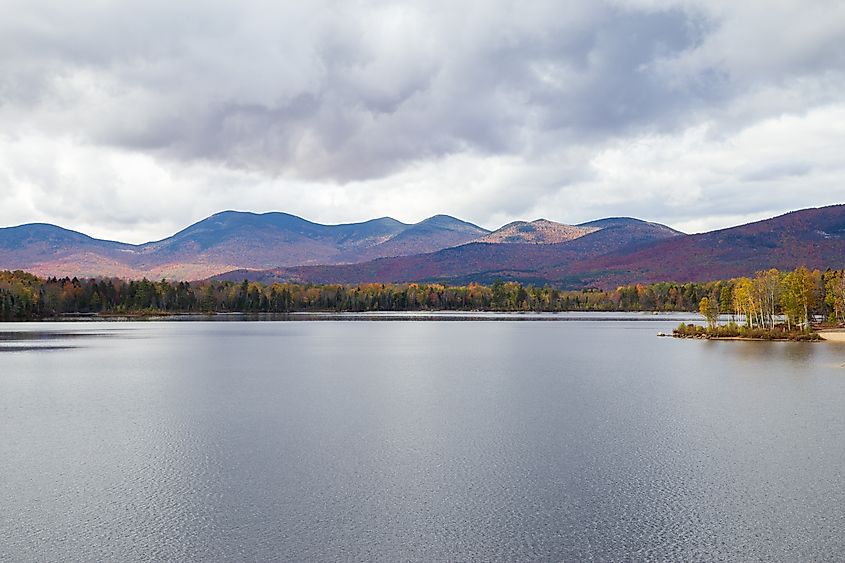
xmin=0 ymin=223 xmax=132 ymax=251
xmin=0 ymin=210 xmax=490 ymax=278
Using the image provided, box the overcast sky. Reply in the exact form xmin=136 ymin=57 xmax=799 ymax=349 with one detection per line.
xmin=1 ymin=0 xmax=844 ymax=243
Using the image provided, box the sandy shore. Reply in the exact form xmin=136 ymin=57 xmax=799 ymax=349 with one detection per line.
xmin=818 ymin=330 xmax=845 ymax=342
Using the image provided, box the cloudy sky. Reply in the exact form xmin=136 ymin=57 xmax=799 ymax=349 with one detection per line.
xmin=1 ymin=0 xmax=844 ymax=243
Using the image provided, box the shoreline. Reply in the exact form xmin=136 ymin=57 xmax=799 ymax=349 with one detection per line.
xmin=13 ymin=311 xmax=702 ymax=323
xmin=673 ymin=334 xmax=822 ymax=342
xmin=672 ymin=323 xmax=827 ymax=342
xmin=818 ymin=330 xmax=845 ymax=343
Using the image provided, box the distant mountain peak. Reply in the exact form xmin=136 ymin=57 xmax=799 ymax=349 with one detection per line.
xmin=415 ymin=214 xmax=489 ymax=233
xmin=478 ymin=219 xmax=599 ymax=244
xmin=361 ymin=216 xmax=408 ymax=227
xmin=578 ymin=217 xmax=684 ymax=235
xmin=0 ymin=222 xmax=126 ymax=249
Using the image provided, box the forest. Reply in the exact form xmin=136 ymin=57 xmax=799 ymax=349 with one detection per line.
xmin=1 ymin=267 xmax=844 ymax=324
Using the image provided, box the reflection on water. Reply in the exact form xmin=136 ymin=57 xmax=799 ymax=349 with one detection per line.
xmin=0 ymin=330 xmax=112 ymax=352
xmin=704 ymin=338 xmax=821 ymax=367
xmin=1 ymin=318 xmax=844 ymax=561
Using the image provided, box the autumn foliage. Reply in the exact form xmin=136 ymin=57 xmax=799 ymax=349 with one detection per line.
xmin=1 ymin=267 xmax=844 ymax=322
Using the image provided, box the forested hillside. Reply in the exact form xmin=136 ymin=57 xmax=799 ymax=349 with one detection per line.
xmin=229 ymin=205 xmax=845 ymax=287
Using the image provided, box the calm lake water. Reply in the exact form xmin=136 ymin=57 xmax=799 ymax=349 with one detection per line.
xmin=1 ymin=315 xmax=844 ymax=561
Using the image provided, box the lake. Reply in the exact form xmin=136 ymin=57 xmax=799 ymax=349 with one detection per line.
xmin=2 ymin=315 xmax=844 ymax=561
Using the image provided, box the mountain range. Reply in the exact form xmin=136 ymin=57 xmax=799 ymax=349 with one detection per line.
xmin=0 ymin=212 xmax=489 ymax=280
xmin=2 ymin=205 xmax=844 ymax=287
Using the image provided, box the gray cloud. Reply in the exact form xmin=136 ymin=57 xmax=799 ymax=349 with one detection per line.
xmin=742 ymin=162 xmax=813 ymax=183
xmin=0 ymin=1 xmax=712 ymax=175
xmin=0 ymin=0 xmax=843 ymax=242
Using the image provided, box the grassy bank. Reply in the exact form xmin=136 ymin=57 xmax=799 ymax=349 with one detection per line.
xmin=673 ymin=322 xmax=821 ymax=341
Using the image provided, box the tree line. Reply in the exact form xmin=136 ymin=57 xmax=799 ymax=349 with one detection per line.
xmin=697 ymin=267 xmax=844 ymax=330
xmin=1 ymin=268 xmax=843 ymax=322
